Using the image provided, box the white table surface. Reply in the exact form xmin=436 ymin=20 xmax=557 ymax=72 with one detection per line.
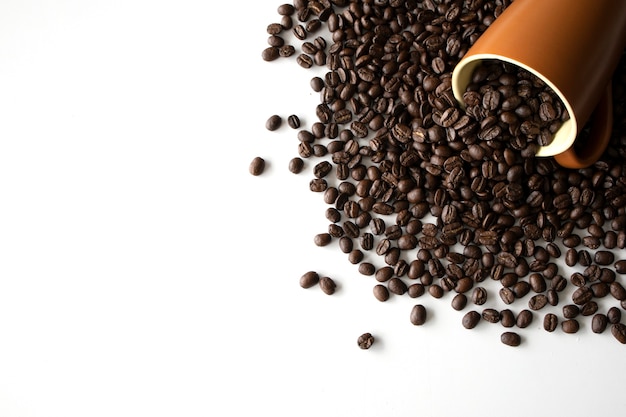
xmin=0 ymin=1 xmax=624 ymax=416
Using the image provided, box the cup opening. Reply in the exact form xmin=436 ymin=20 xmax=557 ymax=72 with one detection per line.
xmin=451 ymin=54 xmax=578 ymax=156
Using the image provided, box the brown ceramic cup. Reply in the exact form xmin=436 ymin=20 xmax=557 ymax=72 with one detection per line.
xmin=451 ymin=0 xmax=626 ymax=168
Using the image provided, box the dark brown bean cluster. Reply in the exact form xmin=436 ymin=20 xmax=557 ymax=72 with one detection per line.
xmin=263 ymin=0 xmax=626 ymax=347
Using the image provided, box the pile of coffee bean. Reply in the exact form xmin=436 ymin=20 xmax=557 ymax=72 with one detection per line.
xmin=260 ymin=0 xmax=626 ymax=347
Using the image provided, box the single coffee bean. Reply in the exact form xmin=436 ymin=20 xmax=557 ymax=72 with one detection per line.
xmin=428 ymin=284 xmax=444 ymax=299
xmin=300 ymin=271 xmax=319 ymax=289
xmin=357 ymin=332 xmax=375 ymax=349
xmin=562 ymin=319 xmax=580 ymax=334
xmin=358 ymin=262 xmax=375 ymax=276
xmin=607 ymin=306 xmax=622 ymax=324
xmin=451 ymin=293 xmax=468 ymax=311
xmin=499 ymin=287 xmax=515 ymax=305
xmin=516 ymin=309 xmax=533 ymax=328
xmin=610 ymin=281 xmax=626 ymax=301
xmin=572 ymin=286 xmax=593 ymax=305
xmin=313 ymin=233 xmax=331 ymax=246
xmin=562 ymin=304 xmax=580 ymax=319
xmin=528 ymin=294 xmax=548 ymax=311
xmin=373 ymin=284 xmax=389 ymax=302
xmin=319 ymin=276 xmax=336 ymax=295
xmin=472 ymin=287 xmax=487 ymax=305
xmin=288 ymin=157 xmax=304 ymax=174
xmin=500 ymin=309 xmax=515 ymax=328
xmin=388 ymin=277 xmax=408 ymax=295
xmin=611 ymin=323 xmax=626 ymax=344
xmin=501 ymin=331 xmax=521 ymax=347
xmin=482 ymin=308 xmax=500 ymax=323
xmin=462 ymin=311 xmax=481 ymax=329
xmin=410 ymin=304 xmax=427 ymax=326
xmin=615 ymin=260 xmax=626 ymax=274
xmin=544 ymin=313 xmax=558 ymax=332
xmin=592 ymin=313 xmax=608 ymax=333
xmin=249 ymin=156 xmax=265 ymax=176
xmin=408 ymin=283 xmax=425 ymax=298
xmin=262 ymin=46 xmax=280 ymax=61
xmin=595 ymin=250 xmax=614 ymax=266
xmin=287 ymin=114 xmax=301 ymax=129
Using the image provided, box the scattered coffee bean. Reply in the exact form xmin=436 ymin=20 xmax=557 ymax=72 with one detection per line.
xmin=299 ymin=271 xmax=319 ymax=289
xmin=373 ymin=284 xmax=389 ymax=302
xmin=313 ymin=233 xmax=331 ymax=247
xmin=410 ymin=304 xmax=427 ymax=326
xmin=249 ymin=156 xmax=265 ymax=176
xmin=592 ymin=313 xmax=608 ymax=334
xmin=544 ymin=313 xmax=558 ymax=332
xmin=357 ymin=332 xmax=375 ymax=350
xmin=562 ymin=319 xmax=580 ymax=334
xmin=288 ymin=157 xmax=304 ymax=174
xmin=501 ymin=331 xmax=521 ymax=347
xmin=611 ymin=323 xmax=626 ymax=344
xmin=319 ymin=276 xmax=336 ymax=295
xmin=462 ymin=311 xmax=481 ymax=329
xmin=287 ymin=114 xmax=301 ymax=129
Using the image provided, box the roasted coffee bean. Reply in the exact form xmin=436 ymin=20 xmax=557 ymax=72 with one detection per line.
xmin=265 ymin=114 xmax=282 ymax=131
xmin=501 ymin=331 xmax=521 ymax=347
xmin=528 ymin=294 xmax=548 ymax=310
xmin=500 ymin=309 xmax=515 ymax=328
xmin=373 ymin=284 xmax=389 ymax=302
xmin=358 ymin=262 xmax=375 ymax=276
xmin=482 ymin=308 xmax=500 ymax=323
xmin=429 ymin=284 xmax=444 ymax=299
xmin=608 ymin=306 xmax=622 ymax=324
xmin=581 ymin=301 xmax=598 ymax=316
xmin=562 ymin=319 xmax=580 ymax=334
xmin=262 ymin=46 xmax=280 ymax=61
xmin=451 ymin=293 xmax=468 ymax=311
xmin=357 ymin=332 xmax=375 ymax=350
xmin=388 ymin=278 xmax=407 ymax=295
xmin=462 ymin=311 xmax=481 ymax=329
xmin=562 ymin=304 xmax=580 ymax=319
xmin=572 ymin=286 xmax=593 ymax=305
xmin=471 ymin=287 xmax=487 ymax=305
xmin=592 ymin=313 xmax=608 ymax=333
xmin=287 ymin=114 xmax=301 ymax=129
xmin=249 ymin=156 xmax=265 ymax=176
xmin=319 ymin=276 xmax=336 ymax=295
xmin=544 ymin=313 xmax=558 ymax=332
xmin=516 ymin=309 xmax=533 ymax=328
xmin=410 ymin=304 xmax=427 ymax=326
xmin=611 ymin=323 xmax=626 ymax=344
xmin=616 ymin=260 xmax=626 ymax=274
xmin=288 ymin=157 xmax=304 ymax=174
xmin=313 ymin=233 xmax=331 ymax=246
xmin=595 ymin=250 xmax=614 ymax=265
xmin=300 ymin=271 xmax=319 ymax=289
xmin=610 ymin=282 xmax=626 ymax=301
xmin=499 ymin=287 xmax=515 ymax=305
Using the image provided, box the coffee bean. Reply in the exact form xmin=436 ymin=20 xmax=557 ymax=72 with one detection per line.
xmin=544 ymin=313 xmax=558 ymax=332
xmin=482 ymin=308 xmax=500 ymax=323
xmin=615 ymin=260 xmax=626 ymax=274
xmin=528 ymin=294 xmax=548 ymax=310
xmin=288 ymin=157 xmax=304 ymax=174
xmin=611 ymin=323 xmax=626 ymax=344
xmin=608 ymin=306 xmax=622 ymax=324
xmin=249 ymin=156 xmax=265 ymax=176
xmin=562 ymin=319 xmax=580 ymax=334
xmin=451 ymin=293 xmax=468 ymax=311
xmin=462 ymin=311 xmax=481 ymax=329
xmin=313 ymin=233 xmax=331 ymax=246
xmin=358 ymin=262 xmax=375 ymax=276
xmin=262 ymin=46 xmax=280 ymax=61
xmin=516 ymin=309 xmax=533 ymax=328
xmin=373 ymin=284 xmax=390 ymax=302
xmin=501 ymin=331 xmax=521 ymax=347
xmin=610 ymin=282 xmax=626 ymax=301
xmin=563 ymin=304 xmax=580 ymax=319
xmin=471 ymin=287 xmax=487 ymax=305
xmin=357 ymin=332 xmax=375 ymax=349
xmin=287 ymin=114 xmax=301 ymax=129
xmin=410 ymin=304 xmax=427 ymax=326
xmin=595 ymin=250 xmax=614 ymax=265
xmin=592 ymin=313 xmax=608 ymax=333
xmin=300 ymin=271 xmax=319 ymax=289
xmin=319 ymin=276 xmax=336 ymax=295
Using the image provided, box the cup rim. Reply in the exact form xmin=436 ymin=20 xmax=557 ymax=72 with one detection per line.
xmin=451 ymin=53 xmax=578 ymax=157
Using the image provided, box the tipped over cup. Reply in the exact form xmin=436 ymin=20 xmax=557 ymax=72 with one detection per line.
xmin=451 ymin=0 xmax=626 ymax=168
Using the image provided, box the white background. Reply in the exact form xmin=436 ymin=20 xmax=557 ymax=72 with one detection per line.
xmin=0 ymin=1 xmax=624 ymax=416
